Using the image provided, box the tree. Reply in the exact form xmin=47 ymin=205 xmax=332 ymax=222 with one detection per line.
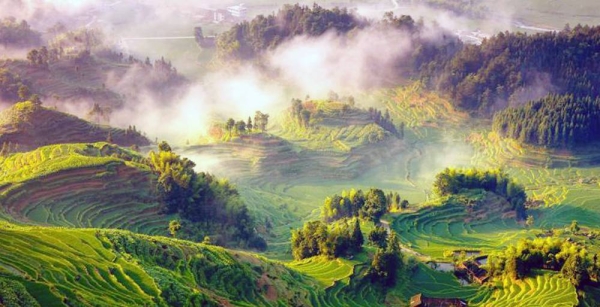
xmin=400 ymin=199 xmax=409 ymax=210
xmin=570 ymin=220 xmax=580 ymax=233
xmin=301 ymin=109 xmax=311 ymax=128
xmin=369 ymin=231 xmax=402 ymax=286
xmin=368 ymin=226 xmax=388 ymax=249
xmin=525 ymin=215 xmax=534 ymax=228
xmin=247 ymin=116 xmax=253 ymax=131
xmin=158 ymin=141 xmax=172 ymax=152
xmin=226 ymin=118 xmax=235 ymax=135
xmin=561 ymin=254 xmax=590 ymax=288
xmin=169 ymin=220 xmax=181 ymax=237
xmin=235 ymin=120 xmax=246 ymax=134
xmin=202 ymin=236 xmax=212 ymax=245
xmin=254 ymin=111 xmax=270 ymax=132
xmin=350 ymin=219 xmax=364 ymax=253
xmin=17 ymin=85 xmax=30 ymax=101
xmin=26 ymin=49 xmax=38 ymax=65
xmin=30 ymin=94 xmax=42 ymax=106
xmin=361 ymin=188 xmax=387 ymax=222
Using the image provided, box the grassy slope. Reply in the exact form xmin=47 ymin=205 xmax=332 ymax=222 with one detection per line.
xmin=276 ymin=99 xmax=392 ymax=153
xmin=0 ymin=222 xmax=334 ymax=307
xmin=391 ymin=191 xmax=532 ymax=259
xmin=0 ymin=101 xmax=150 ymax=152
xmin=0 ymin=142 xmax=170 ymax=235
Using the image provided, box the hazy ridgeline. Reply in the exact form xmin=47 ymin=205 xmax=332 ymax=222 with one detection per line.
xmin=0 ymin=1 xmax=600 ymax=307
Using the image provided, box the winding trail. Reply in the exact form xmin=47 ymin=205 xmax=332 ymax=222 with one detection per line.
xmin=379 ymin=219 xmax=425 ymax=258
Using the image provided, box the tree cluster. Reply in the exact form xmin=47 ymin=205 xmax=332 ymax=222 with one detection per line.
xmin=492 ymin=95 xmax=600 ymax=148
xmin=368 ymin=231 xmax=403 ymax=286
xmin=0 ymin=69 xmax=29 ymax=102
xmin=290 ymin=99 xmax=312 ymax=128
xmin=0 ymin=17 xmax=41 ymax=47
xmin=321 ymin=188 xmax=406 ymax=223
xmin=420 ymin=25 xmax=600 ymax=115
xmin=26 ymin=46 xmax=61 ymax=68
xmin=223 ymin=111 xmax=269 ymax=137
xmin=291 ymin=219 xmax=364 ymax=260
xmin=368 ymin=107 xmax=402 ymax=138
xmin=216 ymin=4 xmax=368 ymax=60
xmin=87 ymin=103 xmax=112 ymax=124
xmin=148 ymin=142 xmax=265 ymax=249
xmin=433 ymin=168 xmax=527 ymax=219
xmin=488 ymin=236 xmax=596 ymax=288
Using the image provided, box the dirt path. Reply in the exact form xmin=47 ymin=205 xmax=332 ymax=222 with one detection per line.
xmin=379 ymin=219 xmax=426 ymax=258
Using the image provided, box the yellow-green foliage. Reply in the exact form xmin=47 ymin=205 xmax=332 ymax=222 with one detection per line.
xmin=0 ymin=222 xmax=344 ymax=307
xmin=287 ymin=256 xmax=357 ymax=288
xmin=372 ymin=82 xmax=467 ymax=127
xmin=0 ymin=142 xmax=146 ymax=184
xmin=481 ymin=272 xmax=578 ymax=307
xmin=279 ymin=99 xmax=389 ymax=152
xmin=0 ymin=100 xmax=38 ymax=126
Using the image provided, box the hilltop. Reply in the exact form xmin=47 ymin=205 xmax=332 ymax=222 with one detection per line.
xmin=0 ymin=27 xmax=187 ymax=111
xmin=0 ymin=101 xmax=150 ymax=152
xmin=0 ymin=142 xmax=264 ymax=248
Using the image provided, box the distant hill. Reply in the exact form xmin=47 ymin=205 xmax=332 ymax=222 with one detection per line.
xmin=0 ymin=39 xmax=188 ymax=112
xmin=279 ymin=98 xmax=402 ymax=151
xmin=0 ymin=101 xmax=150 ymax=152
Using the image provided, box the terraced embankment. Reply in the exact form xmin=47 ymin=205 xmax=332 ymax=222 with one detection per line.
xmin=0 ymin=222 xmax=346 ymax=307
xmin=481 ymin=272 xmax=578 ymax=307
xmin=0 ymin=143 xmax=169 ymax=235
xmin=0 ymin=101 xmax=150 ymax=152
xmin=392 ymin=193 xmax=531 ymax=258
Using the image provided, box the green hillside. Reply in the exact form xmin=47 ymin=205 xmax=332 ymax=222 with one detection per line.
xmin=0 ymin=222 xmax=330 ymax=307
xmin=0 ymin=101 xmax=150 ymax=153
xmin=0 ymin=142 xmax=169 ymax=235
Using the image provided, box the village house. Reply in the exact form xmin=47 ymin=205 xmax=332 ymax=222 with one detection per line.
xmin=410 ymin=293 xmax=467 ymax=307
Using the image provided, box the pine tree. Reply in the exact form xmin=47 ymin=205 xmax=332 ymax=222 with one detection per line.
xmin=350 ymin=219 xmax=364 ymax=253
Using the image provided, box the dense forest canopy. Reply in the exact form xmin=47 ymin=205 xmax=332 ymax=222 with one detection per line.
xmin=488 ymin=236 xmax=596 ymax=288
xmin=216 ymin=4 xmax=368 ymax=60
xmin=148 ymin=142 xmax=265 ymax=249
xmin=0 ymin=17 xmax=41 ymax=48
xmin=421 ymin=25 xmax=600 ymax=115
xmin=321 ymin=188 xmax=408 ymax=222
xmin=493 ymin=95 xmax=600 ymax=148
xmin=433 ymin=168 xmax=527 ymax=219
xmin=291 ymin=219 xmax=363 ymax=260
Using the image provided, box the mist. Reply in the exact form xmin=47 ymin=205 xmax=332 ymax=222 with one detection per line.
xmin=0 ymin=0 xmax=527 ymax=147
xmin=267 ymin=27 xmax=412 ymax=98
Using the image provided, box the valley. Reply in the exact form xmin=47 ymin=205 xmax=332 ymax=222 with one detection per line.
xmin=2 ymin=0 xmax=600 ymax=306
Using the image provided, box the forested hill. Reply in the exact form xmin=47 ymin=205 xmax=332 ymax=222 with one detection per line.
xmin=216 ymin=4 xmax=368 ymax=60
xmin=0 ymin=17 xmax=41 ymax=48
xmin=215 ymin=4 xmax=459 ymax=63
xmin=0 ymin=101 xmax=150 ymax=152
xmin=421 ymin=25 xmax=600 ymax=115
xmin=492 ymin=95 xmax=600 ymax=148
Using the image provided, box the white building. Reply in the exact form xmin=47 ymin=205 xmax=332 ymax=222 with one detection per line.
xmin=227 ymin=3 xmax=247 ymax=18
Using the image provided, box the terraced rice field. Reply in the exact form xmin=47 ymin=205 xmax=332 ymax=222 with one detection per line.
xmin=0 ymin=143 xmax=172 ymax=235
xmin=287 ymin=257 xmax=356 ymax=288
xmin=0 ymin=223 xmax=350 ymax=307
xmin=391 ymin=263 xmax=482 ymax=304
xmin=0 ymin=224 xmax=160 ymax=306
xmin=392 ymin=201 xmax=532 ymax=259
xmin=480 ymin=272 xmax=578 ymax=307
